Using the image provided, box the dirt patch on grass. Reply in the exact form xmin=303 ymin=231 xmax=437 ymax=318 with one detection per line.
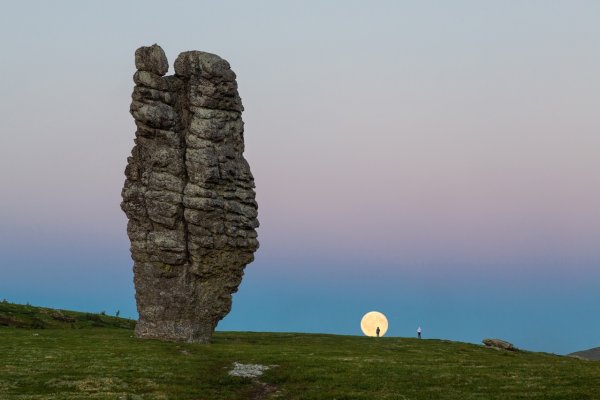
xmin=230 ymin=362 xmax=279 ymax=399
xmin=248 ymin=381 xmax=278 ymax=400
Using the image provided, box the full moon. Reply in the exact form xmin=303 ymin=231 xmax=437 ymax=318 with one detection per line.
xmin=360 ymin=311 xmax=388 ymax=337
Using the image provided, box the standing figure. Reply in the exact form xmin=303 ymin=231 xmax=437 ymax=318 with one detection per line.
xmin=417 ymin=326 xmax=422 ymax=339
xmin=376 ymin=326 xmax=381 ymax=337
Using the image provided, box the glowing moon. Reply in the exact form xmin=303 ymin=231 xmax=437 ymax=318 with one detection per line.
xmin=360 ymin=311 xmax=388 ymax=337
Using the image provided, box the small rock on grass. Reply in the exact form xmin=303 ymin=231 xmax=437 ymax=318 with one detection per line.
xmin=229 ymin=362 xmax=270 ymax=378
xmin=483 ymin=338 xmax=518 ymax=351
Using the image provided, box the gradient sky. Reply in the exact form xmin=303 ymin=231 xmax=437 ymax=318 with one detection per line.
xmin=1 ymin=1 xmax=599 ymax=355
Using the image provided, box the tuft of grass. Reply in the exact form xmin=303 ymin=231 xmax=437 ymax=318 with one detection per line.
xmin=1 ymin=303 xmax=600 ymax=399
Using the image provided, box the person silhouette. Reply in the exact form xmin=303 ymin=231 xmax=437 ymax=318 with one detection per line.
xmin=376 ymin=326 xmax=380 ymax=337
xmin=417 ymin=326 xmax=422 ymax=339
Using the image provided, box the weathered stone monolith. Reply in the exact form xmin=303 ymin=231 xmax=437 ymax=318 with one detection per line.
xmin=121 ymin=44 xmax=259 ymax=343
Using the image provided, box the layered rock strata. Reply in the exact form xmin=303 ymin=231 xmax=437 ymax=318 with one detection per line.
xmin=121 ymin=44 xmax=259 ymax=343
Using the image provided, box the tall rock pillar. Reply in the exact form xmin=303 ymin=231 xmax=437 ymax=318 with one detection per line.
xmin=121 ymin=44 xmax=259 ymax=343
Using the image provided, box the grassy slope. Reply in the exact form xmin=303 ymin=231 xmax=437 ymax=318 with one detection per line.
xmin=1 ymin=303 xmax=600 ymax=400
xmin=0 ymin=301 xmax=135 ymax=330
xmin=570 ymin=347 xmax=600 ymax=361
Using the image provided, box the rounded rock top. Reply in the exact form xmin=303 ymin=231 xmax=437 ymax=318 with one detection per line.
xmin=135 ymin=44 xmax=169 ymax=76
xmin=174 ymin=51 xmax=236 ymax=80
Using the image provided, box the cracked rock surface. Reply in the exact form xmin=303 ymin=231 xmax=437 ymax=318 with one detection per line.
xmin=121 ymin=44 xmax=259 ymax=343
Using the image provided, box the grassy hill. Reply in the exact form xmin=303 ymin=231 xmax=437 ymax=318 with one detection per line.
xmin=570 ymin=347 xmax=600 ymax=361
xmin=0 ymin=301 xmax=135 ymax=330
xmin=1 ymin=302 xmax=600 ymax=399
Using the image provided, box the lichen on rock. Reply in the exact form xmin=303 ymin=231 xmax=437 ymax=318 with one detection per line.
xmin=121 ymin=44 xmax=259 ymax=343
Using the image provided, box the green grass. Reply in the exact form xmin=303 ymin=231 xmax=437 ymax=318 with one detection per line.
xmin=1 ymin=302 xmax=600 ymax=399
xmin=0 ymin=301 xmax=135 ymax=330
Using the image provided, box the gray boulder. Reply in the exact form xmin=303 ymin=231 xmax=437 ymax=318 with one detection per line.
xmin=121 ymin=44 xmax=259 ymax=343
xmin=483 ymin=338 xmax=517 ymax=351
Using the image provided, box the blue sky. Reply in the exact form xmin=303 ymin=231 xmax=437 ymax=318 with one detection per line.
xmin=1 ymin=1 xmax=599 ymax=354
